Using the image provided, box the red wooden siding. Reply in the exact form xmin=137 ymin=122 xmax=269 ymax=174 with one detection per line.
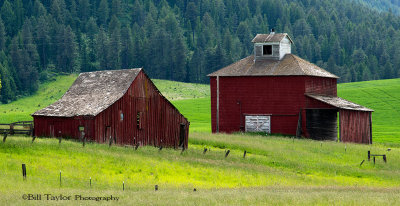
xmin=33 ymin=116 xmax=95 ymax=140
xmin=94 ymin=71 xmax=189 ymax=148
xmin=210 ymin=76 xmax=309 ymax=135
xmin=340 ymin=110 xmax=372 ymax=144
xmin=34 ymin=70 xmax=189 ymax=148
xmin=305 ymin=76 xmax=337 ymax=96
xmin=210 ymin=75 xmax=371 ymax=144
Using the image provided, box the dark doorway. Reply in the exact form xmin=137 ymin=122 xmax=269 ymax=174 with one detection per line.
xmin=306 ymin=109 xmax=337 ymax=141
xmin=105 ymin=126 xmax=111 ymax=143
xmin=179 ymin=123 xmax=185 ymax=147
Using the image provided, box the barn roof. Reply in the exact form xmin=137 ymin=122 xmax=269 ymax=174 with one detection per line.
xmin=251 ymin=33 xmax=293 ymax=43
xmin=207 ymin=54 xmax=339 ymax=78
xmin=306 ymin=94 xmax=374 ymax=112
xmin=32 ymin=69 xmax=142 ymax=117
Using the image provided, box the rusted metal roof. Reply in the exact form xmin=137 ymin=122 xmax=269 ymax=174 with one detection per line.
xmin=207 ymin=54 xmax=338 ymax=78
xmin=306 ymin=94 xmax=374 ymax=112
xmin=251 ymin=33 xmax=293 ymax=43
xmin=32 ymin=69 xmax=142 ymax=117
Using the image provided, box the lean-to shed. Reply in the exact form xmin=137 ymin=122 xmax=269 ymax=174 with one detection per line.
xmin=32 ymin=68 xmax=189 ymax=148
xmin=208 ymin=31 xmax=373 ymax=144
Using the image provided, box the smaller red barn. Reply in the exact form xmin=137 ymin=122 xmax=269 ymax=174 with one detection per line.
xmin=32 ymin=68 xmax=189 ymax=148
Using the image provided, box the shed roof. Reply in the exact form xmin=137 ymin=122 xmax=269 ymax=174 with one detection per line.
xmin=207 ymin=54 xmax=338 ymax=78
xmin=251 ymin=33 xmax=293 ymax=43
xmin=306 ymin=94 xmax=374 ymax=112
xmin=32 ymin=68 xmax=142 ymax=117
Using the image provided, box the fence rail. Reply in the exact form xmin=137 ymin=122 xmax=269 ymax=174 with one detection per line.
xmin=0 ymin=121 xmax=34 ymax=136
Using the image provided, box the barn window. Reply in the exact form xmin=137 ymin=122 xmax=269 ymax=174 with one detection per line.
xmin=137 ymin=112 xmax=143 ymax=129
xmin=78 ymin=126 xmax=85 ymax=131
xmin=263 ymin=45 xmax=272 ymax=55
xmin=120 ymin=111 xmax=124 ymax=121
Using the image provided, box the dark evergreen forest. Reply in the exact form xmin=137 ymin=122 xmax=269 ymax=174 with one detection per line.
xmin=1 ymin=0 xmax=400 ymax=103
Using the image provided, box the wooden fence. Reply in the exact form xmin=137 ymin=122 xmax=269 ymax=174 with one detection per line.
xmin=0 ymin=121 xmax=34 ymax=136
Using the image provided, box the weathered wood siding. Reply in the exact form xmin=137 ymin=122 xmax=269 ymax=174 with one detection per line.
xmin=279 ymin=37 xmax=291 ymax=60
xmin=254 ymin=43 xmax=280 ymax=60
xmin=94 ymin=71 xmax=189 ymax=148
xmin=305 ymin=76 xmax=337 ymax=96
xmin=33 ymin=116 xmax=95 ymax=140
xmin=340 ymin=110 xmax=372 ymax=144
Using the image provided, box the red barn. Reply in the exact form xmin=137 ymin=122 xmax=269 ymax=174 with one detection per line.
xmin=32 ymin=68 xmax=189 ymax=148
xmin=208 ymin=32 xmax=373 ymax=143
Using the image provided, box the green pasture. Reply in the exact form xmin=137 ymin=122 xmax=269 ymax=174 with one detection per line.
xmin=1 ymin=133 xmax=400 ymax=205
xmin=152 ymin=79 xmax=209 ymax=100
xmin=0 ymin=74 xmax=78 ymax=123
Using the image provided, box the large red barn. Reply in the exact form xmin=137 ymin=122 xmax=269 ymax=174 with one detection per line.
xmin=208 ymin=32 xmax=373 ymax=143
xmin=32 ymin=68 xmax=189 ymax=148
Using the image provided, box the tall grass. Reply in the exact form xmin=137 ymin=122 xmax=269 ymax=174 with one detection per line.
xmin=1 ymin=134 xmax=400 ymax=205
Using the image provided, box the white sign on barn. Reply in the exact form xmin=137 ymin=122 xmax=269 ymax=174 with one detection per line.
xmin=245 ymin=115 xmax=271 ymax=133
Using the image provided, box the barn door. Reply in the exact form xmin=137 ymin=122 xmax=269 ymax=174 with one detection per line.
xmin=179 ymin=123 xmax=186 ymax=147
xmin=245 ymin=115 xmax=271 ymax=133
xmin=49 ymin=124 xmax=54 ymax=137
xmin=54 ymin=121 xmax=63 ymax=137
xmin=104 ymin=126 xmax=111 ymax=143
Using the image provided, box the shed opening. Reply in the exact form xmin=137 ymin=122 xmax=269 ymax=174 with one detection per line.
xmin=306 ymin=109 xmax=337 ymax=141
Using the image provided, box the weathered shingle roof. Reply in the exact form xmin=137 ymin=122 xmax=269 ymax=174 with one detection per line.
xmin=306 ymin=94 xmax=374 ymax=112
xmin=251 ymin=33 xmax=293 ymax=43
xmin=207 ymin=54 xmax=338 ymax=78
xmin=32 ymin=69 xmax=142 ymax=117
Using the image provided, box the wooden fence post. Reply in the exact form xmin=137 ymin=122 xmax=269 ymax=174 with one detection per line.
xmin=22 ymin=164 xmax=26 ymax=180
xmin=225 ymin=150 xmax=230 ymax=158
xmin=3 ymin=132 xmax=7 ymax=142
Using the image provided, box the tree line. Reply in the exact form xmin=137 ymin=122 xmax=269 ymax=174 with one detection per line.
xmin=1 ymin=0 xmax=400 ymax=103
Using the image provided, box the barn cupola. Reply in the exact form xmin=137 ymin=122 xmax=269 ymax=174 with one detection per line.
xmin=251 ymin=29 xmax=293 ymax=61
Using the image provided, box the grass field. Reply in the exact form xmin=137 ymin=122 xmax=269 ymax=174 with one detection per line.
xmin=1 ymin=133 xmax=400 ymax=205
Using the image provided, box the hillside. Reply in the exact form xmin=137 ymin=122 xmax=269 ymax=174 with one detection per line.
xmin=1 ymin=133 xmax=400 ymax=205
xmin=2 ymin=0 xmax=400 ymax=104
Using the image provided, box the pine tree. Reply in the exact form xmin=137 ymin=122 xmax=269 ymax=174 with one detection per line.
xmin=107 ymin=15 xmax=121 ymax=70
xmin=0 ymin=18 xmax=5 ymax=51
xmin=97 ymin=0 xmax=109 ymax=26
xmin=1 ymin=0 xmax=16 ymax=36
